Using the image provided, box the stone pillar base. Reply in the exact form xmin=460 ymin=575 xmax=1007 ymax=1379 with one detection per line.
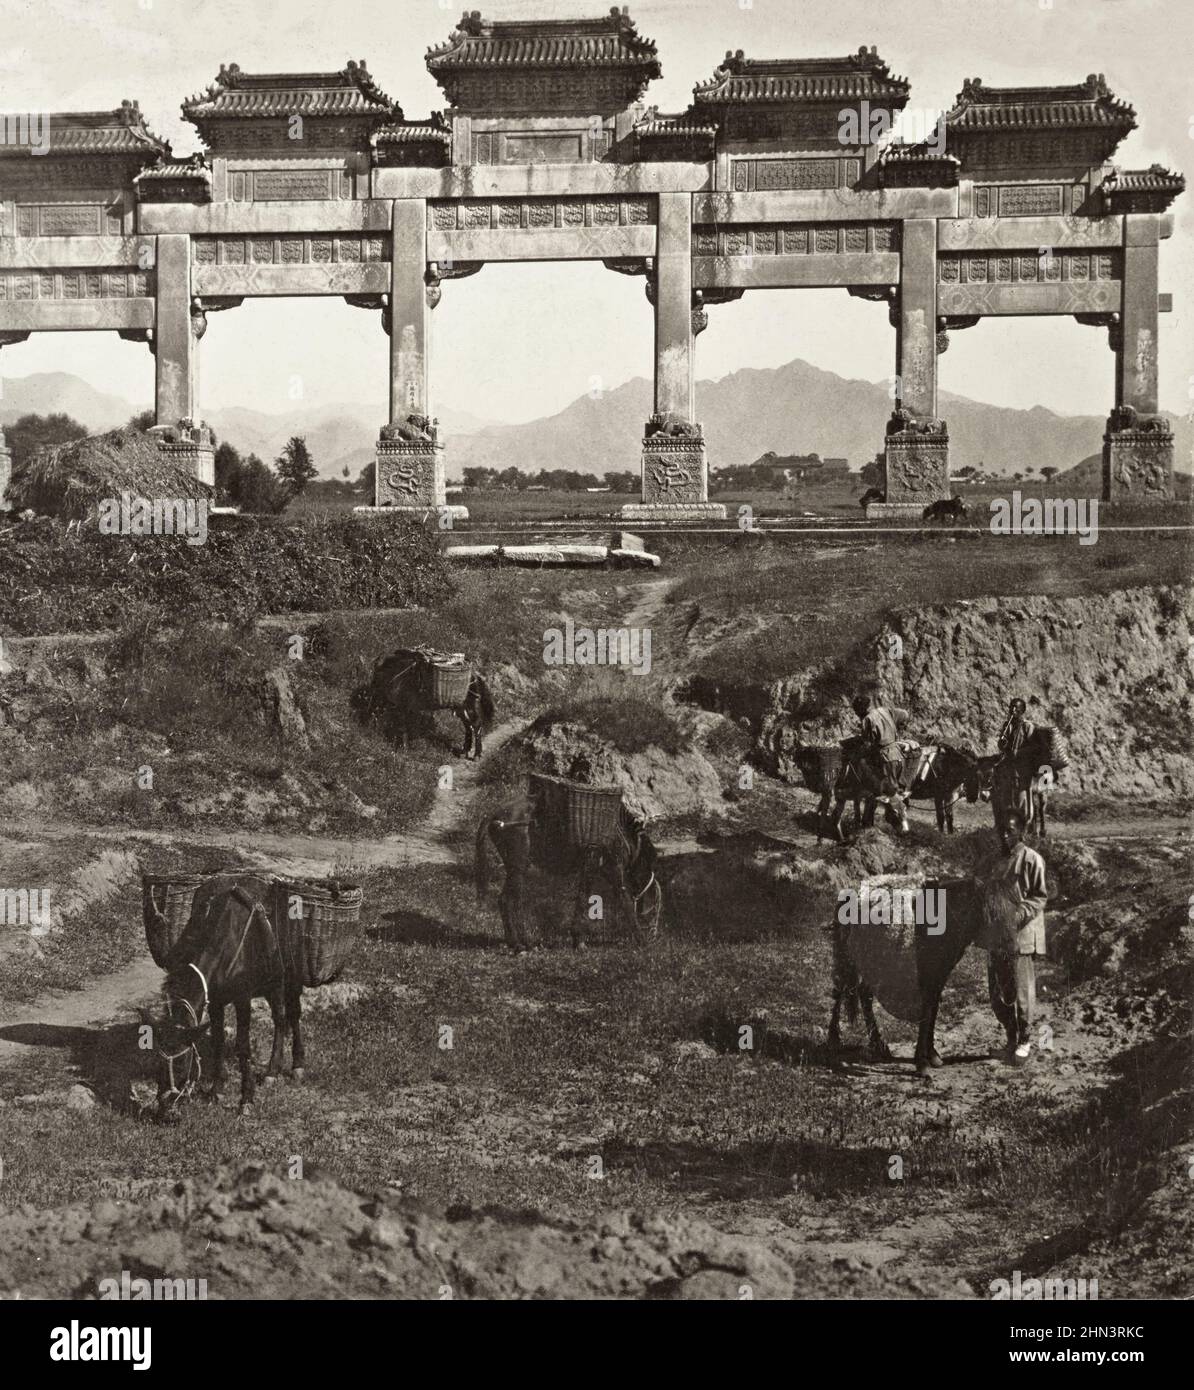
xmin=865 ymin=502 xmax=931 ymax=520
xmin=148 ymin=421 xmax=215 ymax=487
xmin=639 ymin=421 xmax=712 ymax=511
xmin=1102 ymin=407 xmax=1174 ymax=502
xmin=620 ymin=502 xmax=726 ymax=522
xmin=882 ymin=409 xmax=950 ymax=506
xmin=354 ymin=504 xmax=469 ymax=521
xmin=376 ymin=422 xmax=446 ymax=509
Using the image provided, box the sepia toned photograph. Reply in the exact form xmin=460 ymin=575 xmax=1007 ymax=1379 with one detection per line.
xmin=0 ymin=0 xmax=1189 ymax=1347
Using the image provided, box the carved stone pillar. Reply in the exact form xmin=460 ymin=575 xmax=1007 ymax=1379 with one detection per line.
xmin=152 ymin=234 xmax=214 ymax=483
xmin=872 ymin=219 xmax=950 ymax=516
xmin=623 ymin=192 xmax=725 ymax=521
xmin=1102 ymin=213 xmax=1173 ymax=501
xmin=367 ymin=199 xmax=467 ymax=519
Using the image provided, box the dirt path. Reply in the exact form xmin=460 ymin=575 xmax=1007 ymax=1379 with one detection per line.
xmin=0 ymin=954 xmax=162 ymax=1067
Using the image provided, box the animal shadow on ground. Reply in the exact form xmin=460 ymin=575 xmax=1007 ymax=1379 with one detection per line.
xmin=0 ymin=1019 xmax=156 ymax=1113
xmin=369 ymin=907 xmax=493 ymax=950
xmin=601 ymin=1133 xmax=884 ymax=1200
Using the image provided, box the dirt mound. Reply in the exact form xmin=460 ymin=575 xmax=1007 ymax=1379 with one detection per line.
xmin=0 ymin=1162 xmax=969 ymax=1300
xmin=510 ymin=718 xmax=725 ymax=822
xmin=692 ymin=585 xmax=1193 ymax=799
xmin=6 ymin=426 xmax=211 ymax=522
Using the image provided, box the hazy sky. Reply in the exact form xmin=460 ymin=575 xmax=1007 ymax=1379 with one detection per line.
xmin=2 ymin=0 xmax=1190 ymax=426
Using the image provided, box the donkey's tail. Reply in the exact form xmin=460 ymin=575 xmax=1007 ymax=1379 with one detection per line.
xmin=474 ymin=817 xmax=493 ymax=902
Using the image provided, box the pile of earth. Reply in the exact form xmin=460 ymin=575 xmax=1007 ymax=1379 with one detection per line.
xmin=0 ymin=1162 xmax=972 ymax=1300
xmin=506 ymin=715 xmax=727 ymax=822
xmin=683 ymin=585 xmax=1194 ymax=799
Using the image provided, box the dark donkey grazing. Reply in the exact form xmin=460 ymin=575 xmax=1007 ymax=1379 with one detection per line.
xmin=829 ymin=876 xmax=987 ymax=1076
xmin=475 ymin=795 xmax=662 ymax=951
xmin=359 ymin=648 xmax=495 ymax=759
xmin=155 ymin=874 xmax=305 ymax=1120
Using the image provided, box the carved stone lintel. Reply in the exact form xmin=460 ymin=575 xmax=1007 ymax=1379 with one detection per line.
xmin=1102 ymin=405 xmax=1174 ymax=502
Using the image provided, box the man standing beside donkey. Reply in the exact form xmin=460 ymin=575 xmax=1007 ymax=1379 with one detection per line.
xmin=980 ymin=828 xmax=1049 ymax=1065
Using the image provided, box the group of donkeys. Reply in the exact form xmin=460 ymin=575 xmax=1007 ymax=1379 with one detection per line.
xmin=149 ymin=654 xmax=1058 ymax=1119
xmin=796 ymin=728 xmax=1057 ymax=849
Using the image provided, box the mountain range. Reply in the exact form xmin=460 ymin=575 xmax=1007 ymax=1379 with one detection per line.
xmin=1 ymin=362 xmax=1187 ymax=481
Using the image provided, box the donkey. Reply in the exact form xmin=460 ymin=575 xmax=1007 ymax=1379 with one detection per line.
xmin=359 ymin=648 xmax=495 ymax=759
xmin=990 ymin=727 xmax=1059 ymax=851
xmin=829 ymin=876 xmax=985 ymax=1076
xmin=475 ymin=796 xmax=661 ymax=951
xmin=902 ymin=743 xmax=986 ymax=833
xmin=154 ymin=874 xmax=304 ymax=1121
xmin=822 ymin=737 xmax=909 ymax=843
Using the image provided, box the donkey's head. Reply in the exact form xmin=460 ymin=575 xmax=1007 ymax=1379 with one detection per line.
xmin=154 ymin=963 xmax=209 ymax=1122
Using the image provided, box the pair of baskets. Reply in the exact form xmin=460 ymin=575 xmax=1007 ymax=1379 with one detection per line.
xmin=140 ymin=871 xmax=363 ymax=986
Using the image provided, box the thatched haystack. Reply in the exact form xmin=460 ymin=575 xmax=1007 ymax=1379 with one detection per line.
xmin=6 ymin=426 xmax=212 ymax=522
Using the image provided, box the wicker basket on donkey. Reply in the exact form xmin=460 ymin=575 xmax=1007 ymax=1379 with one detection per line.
xmin=141 ymin=872 xmax=207 ymax=968
xmin=271 ymin=877 xmax=364 ymax=987
xmin=529 ymin=773 xmax=623 ymax=850
xmin=422 ymin=657 xmax=471 ymax=710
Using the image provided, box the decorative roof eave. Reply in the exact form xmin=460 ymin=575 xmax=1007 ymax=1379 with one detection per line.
xmin=1101 ymin=164 xmax=1185 ymax=211
xmin=133 ymin=154 xmax=213 ymax=203
xmin=0 ymin=100 xmax=170 ymax=159
xmin=634 ymin=110 xmax=718 ymax=139
xmin=371 ymin=119 xmax=453 ymax=166
xmin=182 ymin=59 xmax=400 ymax=127
xmin=944 ymin=73 xmax=1136 ymax=135
xmin=877 ymin=145 xmax=960 ymax=187
xmin=427 ymin=7 xmax=660 ymax=73
xmin=693 ymin=46 xmax=911 ymax=107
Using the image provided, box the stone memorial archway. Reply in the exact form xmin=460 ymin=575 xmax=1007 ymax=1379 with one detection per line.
xmin=0 ymin=10 xmax=1183 ymax=516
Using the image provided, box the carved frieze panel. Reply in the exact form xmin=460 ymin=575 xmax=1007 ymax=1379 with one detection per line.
xmin=692 ymin=222 xmax=900 ymax=258
xmin=938 ymin=250 xmax=1120 ymax=283
xmin=724 ymin=109 xmax=843 ymax=142
xmin=191 ymin=235 xmax=388 ymax=266
xmin=224 ymin=168 xmax=355 ymax=202
xmin=958 ymin=133 xmax=1108 ymax=169
xmin=730 ymin=157 xmax=853 ymax=193
xmin=0 ymin=269 xmax=152 ymax=299
xmin=974 ymin=184 xmax=1070 ymax=217
xmin=12 ymin=203 xmax=124 ymax=237
xmin=427 ymin=197 xmax=654 ymax=232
